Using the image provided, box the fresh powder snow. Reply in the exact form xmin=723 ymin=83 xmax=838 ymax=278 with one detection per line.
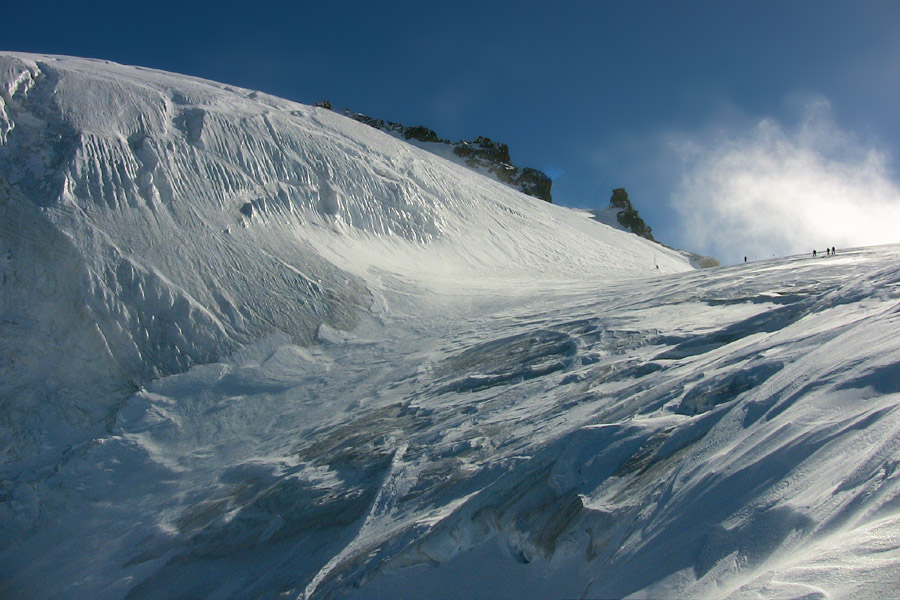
xmin=1 ymin=53 xmax=899 ymax=600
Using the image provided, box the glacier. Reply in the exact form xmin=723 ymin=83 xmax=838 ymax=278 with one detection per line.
xmin=1 ymin=52 xmax=899 ymax=600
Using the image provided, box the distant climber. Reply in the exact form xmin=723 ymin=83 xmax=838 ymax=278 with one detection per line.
xmin=832 ymin=246 xmax=836 ymax=255
xmin=826 ymin=247 xmax=831 ymax=257
xmin=813 ymin=249 xmax=817 ymax=258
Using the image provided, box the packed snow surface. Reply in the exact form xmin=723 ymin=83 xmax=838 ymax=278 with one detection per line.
xmin=1 ymin=53 xmax=899 ymax=600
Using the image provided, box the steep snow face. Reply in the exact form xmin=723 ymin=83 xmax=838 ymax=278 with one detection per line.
xmin=0 ymin=52 xmax=689 ymax=472
xmin=4 ymin=53 xmax=899 ymax=600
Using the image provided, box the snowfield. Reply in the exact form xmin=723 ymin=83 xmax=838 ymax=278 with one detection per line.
xmin=1 ymin=53 xmax=899 ymax=600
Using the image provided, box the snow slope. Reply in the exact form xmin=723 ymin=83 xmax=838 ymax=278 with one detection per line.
xmin=0 ymin=52 xmax=687 ymax=475
xmin=2 ymin=53 xmax=900 ymax=600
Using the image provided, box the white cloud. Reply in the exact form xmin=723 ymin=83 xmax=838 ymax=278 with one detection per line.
xmin=670 ymin=99 xmax=900 ymax=264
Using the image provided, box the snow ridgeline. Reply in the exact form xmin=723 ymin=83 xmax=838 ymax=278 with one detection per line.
xmin=2 ymin=53 xmax=900 ymax=600
xmin=0 ymin=52 xmax=689 ymax=473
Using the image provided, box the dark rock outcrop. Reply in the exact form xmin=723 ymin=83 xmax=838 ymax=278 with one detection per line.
xmin=514 ymin=167 xmax=553 ymax=203
xmin=452 ymin=137 xmax=552 ymax=202
xmin=403 ymin=125 xmax=444 ymax=144
xmin=453 ymin=136 xmax=511 ymax=164
xmin=609 ymin=188 xmax=654 ymax=240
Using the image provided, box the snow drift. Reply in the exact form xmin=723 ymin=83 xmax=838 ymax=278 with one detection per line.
xmin=2 ymin=53 xmax=899 ymax=600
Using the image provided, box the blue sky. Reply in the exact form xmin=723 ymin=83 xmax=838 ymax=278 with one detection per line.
xmin=6 ymin=1 xmax=900 ymax=262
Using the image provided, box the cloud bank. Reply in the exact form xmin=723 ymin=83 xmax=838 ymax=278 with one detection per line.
xmin=670 ymin=100 xmax=900 ymax=264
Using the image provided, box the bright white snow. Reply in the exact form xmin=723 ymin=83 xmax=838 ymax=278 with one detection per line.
xmin=1 ymin=53 xmax=899 ymax=600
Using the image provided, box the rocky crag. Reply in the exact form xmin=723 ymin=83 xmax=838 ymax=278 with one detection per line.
xmin=316 ymin=101 xmax=552 ymax=203
xmin=587 ymin=187 xmax=655 ymax=240
xmin=609 ymin=187 xmax=654 ymax=240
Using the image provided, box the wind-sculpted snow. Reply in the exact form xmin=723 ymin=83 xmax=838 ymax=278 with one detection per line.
xmin=0 ymin=52 xmax=689 ymax=474
xmin=3 ymin=246 xmax=899 ymax=600
xmin=2 ymin=53 xmax=900 ymax=600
